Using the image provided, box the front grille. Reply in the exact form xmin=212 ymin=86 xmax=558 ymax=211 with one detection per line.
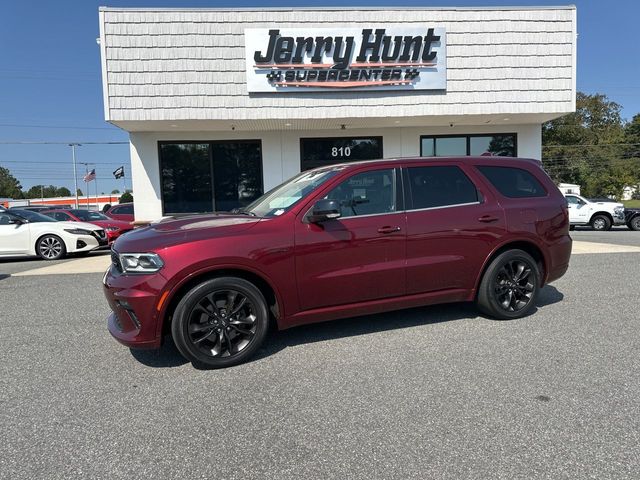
xmin=111 ymin=250 xmax=123 ymax=273
xmin=93 ymin=229 xmax=106 ymax=240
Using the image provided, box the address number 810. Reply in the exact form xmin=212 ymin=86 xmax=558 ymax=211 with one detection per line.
xmin=331 ymin=146 xmax=351 ymax=157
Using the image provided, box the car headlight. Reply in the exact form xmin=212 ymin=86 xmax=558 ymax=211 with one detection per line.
xmin=105 ymin=226 xmax=120 ymax=232
xmin=614 ymin=207 xmax=625 ymax=214
xmin=64 ymin=228 xmax=92 ymax=235
xmin=119 ymin=253 xmax=164 ymax=273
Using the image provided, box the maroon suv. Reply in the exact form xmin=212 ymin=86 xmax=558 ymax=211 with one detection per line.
xmin=103 ymin=157 xmax=571 ymax=368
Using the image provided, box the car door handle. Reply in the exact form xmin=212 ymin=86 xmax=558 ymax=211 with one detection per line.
xmin=478 ymin=215 xmax=499 ymax=223
xmin=378 ymin=226 xmax=402 ymax=234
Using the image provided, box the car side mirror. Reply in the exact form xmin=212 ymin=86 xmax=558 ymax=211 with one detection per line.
xmin=309 ymin=199 xmax=341 ymax=223
xmin=8 ymin=218 xmax=24 ymax=225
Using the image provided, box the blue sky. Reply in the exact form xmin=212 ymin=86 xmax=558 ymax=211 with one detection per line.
xmin=1 ymin=0 xmax=639 ymax=193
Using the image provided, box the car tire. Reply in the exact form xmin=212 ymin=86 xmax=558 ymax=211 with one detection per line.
xmin=628 ymin=216 xmax=640 ymax=231
xmin=36 ymin=235 xmax=66 ymax=260
xmin=590 ymin=214 xmax=612 ymax=231
xmin=171 ymin=277 xmax=269 ymax=368
xmin=477 ymin=249 xmax=540 ymax=320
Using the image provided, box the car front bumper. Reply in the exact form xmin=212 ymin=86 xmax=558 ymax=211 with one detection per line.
xmin=103 ymin=264 xmax=168 ymax=349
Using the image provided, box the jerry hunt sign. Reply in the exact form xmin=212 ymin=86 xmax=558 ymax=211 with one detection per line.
xmin=245 ymin=27 xmax=446 ymax=92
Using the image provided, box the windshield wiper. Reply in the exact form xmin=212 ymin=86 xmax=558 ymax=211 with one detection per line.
xmin=230 ymin=208 xmax=256 ymax=216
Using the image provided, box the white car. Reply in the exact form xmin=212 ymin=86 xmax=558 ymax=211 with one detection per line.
xmin=0 ymin=209 xmax=107 ymax=260
xmin=564 ymin=194 xmax=626 ymax=231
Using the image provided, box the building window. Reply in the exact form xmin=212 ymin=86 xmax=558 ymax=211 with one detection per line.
xmin=159 ymin=140 xmax=263 ymax=215
xmin=420 ymin=134 xmax=517 ymax=157
xmin=300 ymin=137 xmax=383 ymax=171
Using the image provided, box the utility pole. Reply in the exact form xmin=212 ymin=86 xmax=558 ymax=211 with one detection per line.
xmin=70 ymin=143 xmax=81 ymax=208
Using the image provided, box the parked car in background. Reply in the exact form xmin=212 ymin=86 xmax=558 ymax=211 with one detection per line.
xmin=0 ymin=209 xmax=107 ymax=260
xmin=42 ymin=209 xmax=133 ymax=243
xmin=624 ymin=208 xmax=640 ymax=231
xmin=564 ymin=194 xmax=626 ymax=230
xmin=9 ymin=205 xmax=56 ymax=212
xmin=104 ymin=156 xmax=571 ymax=368
xmin=105 ymin=203 xmax=134 ymax=223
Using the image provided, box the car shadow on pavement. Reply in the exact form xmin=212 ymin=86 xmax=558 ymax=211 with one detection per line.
xmin=0 ymin=274 xmax=10 ymax=281
xmin=128 ymin=285 xmax=564 ymax=369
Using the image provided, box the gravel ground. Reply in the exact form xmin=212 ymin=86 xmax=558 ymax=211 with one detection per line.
xmin=0 ymin=251 xmax=639 ymax=479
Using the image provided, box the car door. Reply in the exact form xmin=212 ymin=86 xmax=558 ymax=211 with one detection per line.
xmin=404 ymin=163 xmax=507 ymax=294
xmin=566 ymin=195 xmax=588 ymax=223
xmin=294 ymin=167 xmax=406 ymax=311
xmin=0 ymin=212 xmax=31 ymax=255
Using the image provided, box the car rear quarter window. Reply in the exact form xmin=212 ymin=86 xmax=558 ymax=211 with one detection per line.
xmin=477 ymin=166 xmax=547 ymax=198
xmin=115 ymin=205 xmax=133 ymax=215
xmin=407 ymin=165 xmax=479 ymax=210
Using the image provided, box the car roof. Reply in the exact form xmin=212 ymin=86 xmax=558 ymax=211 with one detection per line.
xmin=311 ymin=155 xmax=542 ymax=172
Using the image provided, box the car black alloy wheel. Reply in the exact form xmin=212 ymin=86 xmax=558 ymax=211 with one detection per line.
xmin=37 ymin=235 xmax=66 ymax=260
xmin=493 ymin=260 xmax=535 ymax=312
xmin=188 ymin=289 xmax=257 ymax=357
xmin=172 ymin=277 xmax=269 ymax=368
xmin=477 ymin=249 xmax=539 ymax=320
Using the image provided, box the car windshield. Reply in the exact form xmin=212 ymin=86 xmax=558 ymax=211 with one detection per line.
xmin=242 ymin=167 xmax=345 ymax=218
xmin=11 ymin=209 xmax=55 ymax=223
xmin=72 ymin=210 xmax=109 ymax=221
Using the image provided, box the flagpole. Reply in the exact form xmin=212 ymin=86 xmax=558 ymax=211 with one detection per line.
xmin=95 ymin=170 xmax=98 ymax=211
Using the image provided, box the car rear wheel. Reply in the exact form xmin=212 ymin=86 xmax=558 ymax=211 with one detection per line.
xmin=628 ymin=216 xmax=640 ymax=231
xmin=477 ymin=249 xmax=540 ymax=320
xmin=37 ymin=235 xmax=66 ymax=260
xmin=171 ymin=277 xmax=269 ymax=368
xmin=590 ymin=214 xmax=612 ymax=231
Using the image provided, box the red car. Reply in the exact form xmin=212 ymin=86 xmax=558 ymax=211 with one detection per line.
xmin=105 ymin=203 xmax=134 ymax=223
xmin=44 ymin=209 xmax=133 ymax=243
xmin=103 ymin=157 xmax=571 ymax=368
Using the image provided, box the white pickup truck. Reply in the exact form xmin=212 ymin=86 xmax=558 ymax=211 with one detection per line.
xmin=564 ymin=194 xmax=626 ymax=231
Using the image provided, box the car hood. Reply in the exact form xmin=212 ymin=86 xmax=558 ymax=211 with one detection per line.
xmin=91 ymin=219 xmax=132 ymax=229
xmin=113 ymin=213 xmax=261 ymax=252
xmin=53 ymin=221 xmax=103 ymax=231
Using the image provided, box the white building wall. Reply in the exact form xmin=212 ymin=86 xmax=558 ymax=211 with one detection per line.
xmin=131 ymin=123 xmax=541 ymax=221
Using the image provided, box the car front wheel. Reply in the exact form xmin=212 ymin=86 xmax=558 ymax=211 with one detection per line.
xmin=171 ymin=277 xmax=269 ymax=368
xmin=37 ymin=235 xmax=66 ymax=260
xmin=477 ymin=249 xmax=540 ymax=320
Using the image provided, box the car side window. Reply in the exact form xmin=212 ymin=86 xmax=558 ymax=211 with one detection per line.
xmin=407 ymin=165 xmax=479 ymax=210
xmin=118 ymin=205 xmax=133 ymax=214
xmin=477 ymin=166 xmax=547 ymax=198
xmin=566 ymin=196 xmax=580 ymax=205
xmin=52 ymin=212 xmax=70 ymax=221
xmin=0 ymin=213 xmax=13 ymax=225
xmin=324 ymin=169 xmax=396 ymax=218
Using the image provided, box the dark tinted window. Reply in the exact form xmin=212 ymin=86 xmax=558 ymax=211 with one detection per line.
xmin=160 ymin=141 xmax=263 ymax=215
xmin=49 ymin=212 xmax=71 ymax=221
xmin=324 ymin=169 xmax=396 ymax=218
xmin=421 ymin=134 xmax=517 ymax=157
xmin=477 ymin=166 xmax=547 ymax=198
xmin=212 ymin=141 xmax=263 ymax=212
xmin=301 ymin=137 xmax=383 ymax=171
xmin=407 ymin=166 xmax=478 ymax=210
xmin=116 ymin=205 xmax=134 ymax=215
xmin=160 ymin=143 xmax=212 ymax=214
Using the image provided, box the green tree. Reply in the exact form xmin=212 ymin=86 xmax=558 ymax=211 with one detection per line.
xmin=119 ymin=192 xmax=133 ymax=203
xmin=56 ymin=187 xmax=72 ymax=197
xmin=77 ymin=189 xmax=83 ymax=196
xmin=0 ymin=167 xmax=23 ymax=198
xmin=542 ymin=92 xmax=630 ymax=198
xmin=111 ymin=189 xmax=120 ymax=194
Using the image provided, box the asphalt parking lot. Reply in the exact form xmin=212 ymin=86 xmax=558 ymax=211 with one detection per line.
xmin=1 ymin=231 xmax=639 ymax=479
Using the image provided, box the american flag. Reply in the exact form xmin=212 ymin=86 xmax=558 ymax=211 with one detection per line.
xmin=83 ymin=169 xmax=96 ymax=182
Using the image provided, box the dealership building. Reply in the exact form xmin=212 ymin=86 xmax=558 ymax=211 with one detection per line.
xmin=98 ymin=5 xmax=577 ymax=221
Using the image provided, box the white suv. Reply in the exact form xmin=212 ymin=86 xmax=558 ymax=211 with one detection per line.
xmin=565 ymin=194 xmax=625 ymax=231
